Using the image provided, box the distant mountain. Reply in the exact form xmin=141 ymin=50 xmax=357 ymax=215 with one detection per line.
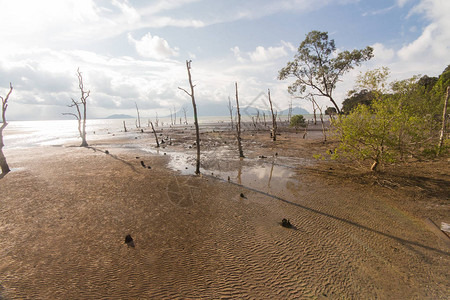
xmin=241 ymin=106 xmax=309 ymax=116
xmin=105 ymin=114 xmax=134 ymax=119
xmin=177 ymin=104 xmax=309 ymax=117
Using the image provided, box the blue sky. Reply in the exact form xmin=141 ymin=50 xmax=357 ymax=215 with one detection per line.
xmin=0 ymin=0 xmax=448 ymax=120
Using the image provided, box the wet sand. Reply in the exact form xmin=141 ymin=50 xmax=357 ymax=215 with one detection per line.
xmin=0 ymin=123 xmax=449 ymax=299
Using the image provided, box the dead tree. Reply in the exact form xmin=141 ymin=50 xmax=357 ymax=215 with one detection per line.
xmin=227 ymin=96 xmax=234 ymax=130
xmin=123 ymin=121 xmax=128 ymax=132
xmin=0 ymin=83 xmax=13 ymax=175
xmin=178 ymin=60 xmax=201 ymax=174
xmin=182 ymin=105 xmax=188 ymax=124
xmin=317 ymin=105 xmax=327 ymax=142
xmin=150 ymin=121 xmax=160 ymax=147
xmin=169 ymin=107 xmax=173 ymax=126
xmin=173 ymin=105 xmax=177 ymax=126
xmin=288 ymin=98 xmax=293 ymax=123
xmin=438 ymin=86 xmax=449 ymax=155
xmin=268 ymin=89 xmax=277 ymax=141
xmin=155 ymin=112 xmax=159 ymax=127
xmin=235 ymin=82 xmax=244 ymax=158
xmin=63 ymin=68 xmax=89 ymax=147
xmin=135 ymin=102 xmax=141 ymax=128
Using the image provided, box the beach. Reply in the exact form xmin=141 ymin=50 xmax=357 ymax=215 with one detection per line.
xmin=0 ymin=121 xmax=449 ymax=299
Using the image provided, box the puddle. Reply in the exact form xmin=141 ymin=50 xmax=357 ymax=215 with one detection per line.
xmin=159 ymin=148 xmax=307 ymax=196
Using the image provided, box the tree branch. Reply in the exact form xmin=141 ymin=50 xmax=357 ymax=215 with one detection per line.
xmin=178 ymin=86 xmax=192 ymax=97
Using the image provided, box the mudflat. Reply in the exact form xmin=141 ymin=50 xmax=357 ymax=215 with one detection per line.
xmin=0 ymin=124 xmax=449 ymax=299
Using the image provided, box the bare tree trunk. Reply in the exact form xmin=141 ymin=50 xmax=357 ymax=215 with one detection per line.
xmin=263 ymin=112 xmax=266 ymax=126
xmin=227 ymin=96 xmax=234 ymax=130
xmin=173 ymin=105 xmax=177 ymax=126
xmin=182 ymin=106 xmax=188 ymax=125
xmin=179 ymin=60 xmax=201 ymax=174
xmin=155 ymin=112 xmax=159 ymax=127
xmin=318 ymin=106 xmax=327 ymax=142
xmin=76 ymin=69 xmax=89 ymax=147
xmin=135 ymin=102 xmax=141 ymax=128
xmin=438 ymin=86 xmax=449 ymax=155
xmin=169 ymin=108 xmax=173 ymax=126
xmin=288 ymin=98 xmax=293 ymax=123
xmin=0 ymin=83 xmax=13 ymax=175
xmin=123 ymin=121 xmax=127 ymax=132
xmin=312 ymin=101 xmax=317 ymax=125
xmin=63 ymin=68 xmax=89 ymax=147
xmin=235 ymin=82 xmax=244 ymax=158
xmin=150 ymin=121 xmax=160 ymax=147
xmin=268 ymin=89 xmax=277 ymax=141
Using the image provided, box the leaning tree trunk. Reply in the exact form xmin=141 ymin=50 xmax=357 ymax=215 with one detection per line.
xmin=438 ymin=86 xmax=449 ymax=155
xmin=0 ymin=83 xmax=13 ymax=175
xmin=268 ymin=89 xmax=277 ymax=141
xmin=235 ymin=82 xmax=244 ymax=158
xmin=150 ymin=121 xmax=160 ymax=148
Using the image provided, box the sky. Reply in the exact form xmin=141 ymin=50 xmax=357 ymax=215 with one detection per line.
xmin=0 ymin=0 xmax=449 ymax=120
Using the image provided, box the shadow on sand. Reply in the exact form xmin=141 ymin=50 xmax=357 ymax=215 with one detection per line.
xmin=205 ymin=174 xmax=450 ymax=257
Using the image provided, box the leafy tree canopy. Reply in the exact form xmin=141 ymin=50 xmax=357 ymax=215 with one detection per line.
xmin=290 ymin=114 xmax=306 ymax=127
xmin=278 ymin=30 xmax=373 ymax=114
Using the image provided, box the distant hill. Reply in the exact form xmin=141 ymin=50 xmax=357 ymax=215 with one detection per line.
xmin=177 ymin=104 xmax=309 ymax=117
xmin=105 ymin=114 xmax=134 ymax=119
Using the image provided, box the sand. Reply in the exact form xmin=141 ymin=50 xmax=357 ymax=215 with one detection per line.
xmin=0 ymin=123 xmax=449 ymax=299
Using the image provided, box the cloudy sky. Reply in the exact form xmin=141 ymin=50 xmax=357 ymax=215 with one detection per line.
xmin=0 ymin=0 xmax=448 ymax=120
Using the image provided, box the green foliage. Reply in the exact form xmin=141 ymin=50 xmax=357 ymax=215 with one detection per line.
xmin=325 ymin=107 xmax=337 ymax=116
xmin=278 ymin=30 xmax=373 ymax=114
xmin=342 ymin=89 xmax=375 ymax=113
xmin=332 ymin=67 xmax=447 ymax=170
xmin=290 ymin=114 xmax=306 ymax=127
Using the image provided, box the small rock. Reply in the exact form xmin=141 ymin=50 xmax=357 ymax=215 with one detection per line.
xmin=125 ymin=234 xmax=135 ymax=247
xmin=147 ymin=166 xmax=151 ymax=169
xmin=259 ymin=155 xmax=267 ymax=158
xmin=105 ymin=150 xmax=109 ymax=154
xmin=140 ymin=161 xmax=146 ymax=168
xmin=281 ymin=219 xmax=292 ymax=228
xmin=227 ymin=176 xmax=230 ymax=182
xmin=240 ymin=193 xmax=246 ymax=198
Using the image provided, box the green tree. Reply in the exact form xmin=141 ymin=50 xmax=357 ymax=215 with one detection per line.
xmin=332 ymin=68 xmax=444 ymax=171
xmin=325 ymin=107 xmax=337 ymax=116
xmin=278 ymin=30 xmax=373 ymax=114
xmin=290 ymin=114 xmax=306 ymax=127
xmin=341 ymin=89 xmax=375 ymax=114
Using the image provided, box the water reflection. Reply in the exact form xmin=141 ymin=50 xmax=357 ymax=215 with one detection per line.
xmin=163 ymin=149 xmax=298 ymax=196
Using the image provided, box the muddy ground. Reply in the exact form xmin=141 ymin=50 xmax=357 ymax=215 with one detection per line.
xmin=0 ymin=122 xmax=449 ymax=299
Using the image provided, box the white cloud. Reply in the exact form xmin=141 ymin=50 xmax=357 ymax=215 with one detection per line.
xmin=128 ymin=33 xmax=179 ymax=60
xmin=397 ymin=0 xmax=450 ymax=68
xmin=230 ymin=46 xmax=245 ymax=63
xmin=372 ymin=43 xmax=396 ymax=62
xmin=249 ymin=46 xmax=288 ymax=62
